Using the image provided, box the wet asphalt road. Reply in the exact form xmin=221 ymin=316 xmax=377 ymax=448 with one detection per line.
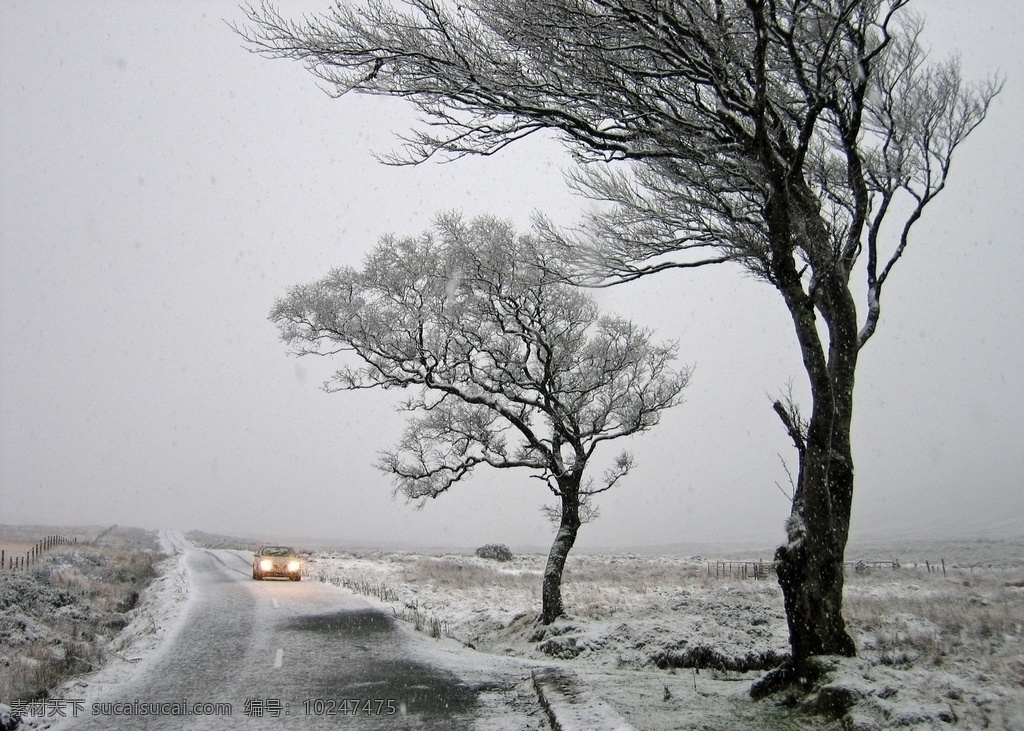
xmin=50 ymin=534 xmax=541 ymax=730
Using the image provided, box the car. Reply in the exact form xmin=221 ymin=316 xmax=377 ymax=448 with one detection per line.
xmin=252 ymin=545 xmax=302 ymax=581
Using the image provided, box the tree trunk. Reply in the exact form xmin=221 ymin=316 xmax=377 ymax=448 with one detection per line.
xmin=774 ymin=270 xmax=859 ymax=666
xmin=541 ymin=481 xmax=581 ymax=625
xmin=774 ymin=437 xmax=857 ymax=664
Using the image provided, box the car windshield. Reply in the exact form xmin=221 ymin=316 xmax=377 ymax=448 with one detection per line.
xmin=261 ymin=546 xmax=294 ymax=557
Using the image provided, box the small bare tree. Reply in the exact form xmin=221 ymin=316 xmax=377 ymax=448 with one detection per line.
xmin=271 ymin=214 xmax=690 ymax=624
xmin=241 ymin=1 xmax=999 ymax=672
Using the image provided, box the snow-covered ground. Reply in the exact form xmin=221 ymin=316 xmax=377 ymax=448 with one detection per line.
xmin=5 ymin=531 xmax=1023 ymax=730
xmin=1 ymin=532 xmax=191 ymax=730
xmin=48 ymin=532 xmax=193 ymax=708
xmin=303 ymin=548 xmax=1024 ymax=730
xmin=0 ymin=528 xmax=178 ymax=728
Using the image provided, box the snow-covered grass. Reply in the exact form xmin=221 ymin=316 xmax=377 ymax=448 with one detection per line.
xmin=306 ymin=548 xmax=1024 ymax=730
xmin=306 ymin=552 xmax=789 ymax=665
xmin=0 ymin=526 xmax=162 ymax=705
xmin=838 ymin=569 xmax=1024 ymax=729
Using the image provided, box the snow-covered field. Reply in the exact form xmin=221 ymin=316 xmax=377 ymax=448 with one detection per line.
xmin=303 ymin=545 xmax=1024 ymax=730
xmin=4 ymin=529 xmax=1023 ymax=730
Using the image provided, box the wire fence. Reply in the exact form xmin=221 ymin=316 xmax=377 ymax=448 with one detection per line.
xmin=1 ymin=534 xmax=77 ymax=571
xmin=706 ymin=558 xmax=950 ymax=580
xmin=707 ymin=560 xmax=774 ymax=580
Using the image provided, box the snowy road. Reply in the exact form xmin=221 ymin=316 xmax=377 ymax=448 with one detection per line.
xmin=49 ymin=532 xmax=544 ymax=730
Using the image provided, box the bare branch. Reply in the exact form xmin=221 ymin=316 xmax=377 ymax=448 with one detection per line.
xmin=270 ymin=213 xmax=689 ymax=510
xmin=774 ymin=453 xmax=797 ymax=503
xmin=771 ymin=386 xmax=807 ymax=455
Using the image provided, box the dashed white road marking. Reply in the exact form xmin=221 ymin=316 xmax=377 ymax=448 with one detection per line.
xmin=272 ymin=598 xmax=280 ymax=608
xmin=274 ymin=648 xmax=284 ymax=669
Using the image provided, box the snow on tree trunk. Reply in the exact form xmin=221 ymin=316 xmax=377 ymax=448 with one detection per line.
xmin=774 ymin=281 xmax=859 ymax=665
xmin=775 ymin=442 xmax=857 ymax=663
xmin=541 ymin=482 xmax=582 ymax=625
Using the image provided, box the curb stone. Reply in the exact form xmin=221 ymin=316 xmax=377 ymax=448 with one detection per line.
xmin=532 ymin=668 xmax=636 ymax=731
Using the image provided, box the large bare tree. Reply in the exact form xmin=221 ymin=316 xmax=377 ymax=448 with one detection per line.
xmin=271 ymin=214 xmax=690 ymax=624
xmin=241 ymin=0 xmax=999 ymax=671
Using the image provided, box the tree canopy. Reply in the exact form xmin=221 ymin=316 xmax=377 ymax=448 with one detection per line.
xmin=242 ymin=0 xmax=997 ymax=319
xmin=271 ymin=214 xmax=690 ymax=621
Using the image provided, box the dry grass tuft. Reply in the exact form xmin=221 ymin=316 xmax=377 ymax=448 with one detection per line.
xmin=398 ymin=556 xmax=540 ymax=591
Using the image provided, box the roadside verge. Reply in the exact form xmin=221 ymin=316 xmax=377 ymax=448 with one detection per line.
xmin=532 ymin=668 xmax=636 ymax=731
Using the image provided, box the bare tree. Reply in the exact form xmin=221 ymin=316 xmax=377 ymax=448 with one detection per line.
xmin=271 ymin=214 xmax=690 ymax=624
xmin=240 ymin=0 xmax=999 ymax=672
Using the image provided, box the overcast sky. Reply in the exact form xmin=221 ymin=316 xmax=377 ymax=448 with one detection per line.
xmin=2 ymin=1 xmax=1021 ymax=551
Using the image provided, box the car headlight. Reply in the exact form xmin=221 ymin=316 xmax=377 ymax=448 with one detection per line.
xmin=260 ymin=559 xmax=274 ymax=571
xmin=287 ymin=560 xmax=301 ymax=573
